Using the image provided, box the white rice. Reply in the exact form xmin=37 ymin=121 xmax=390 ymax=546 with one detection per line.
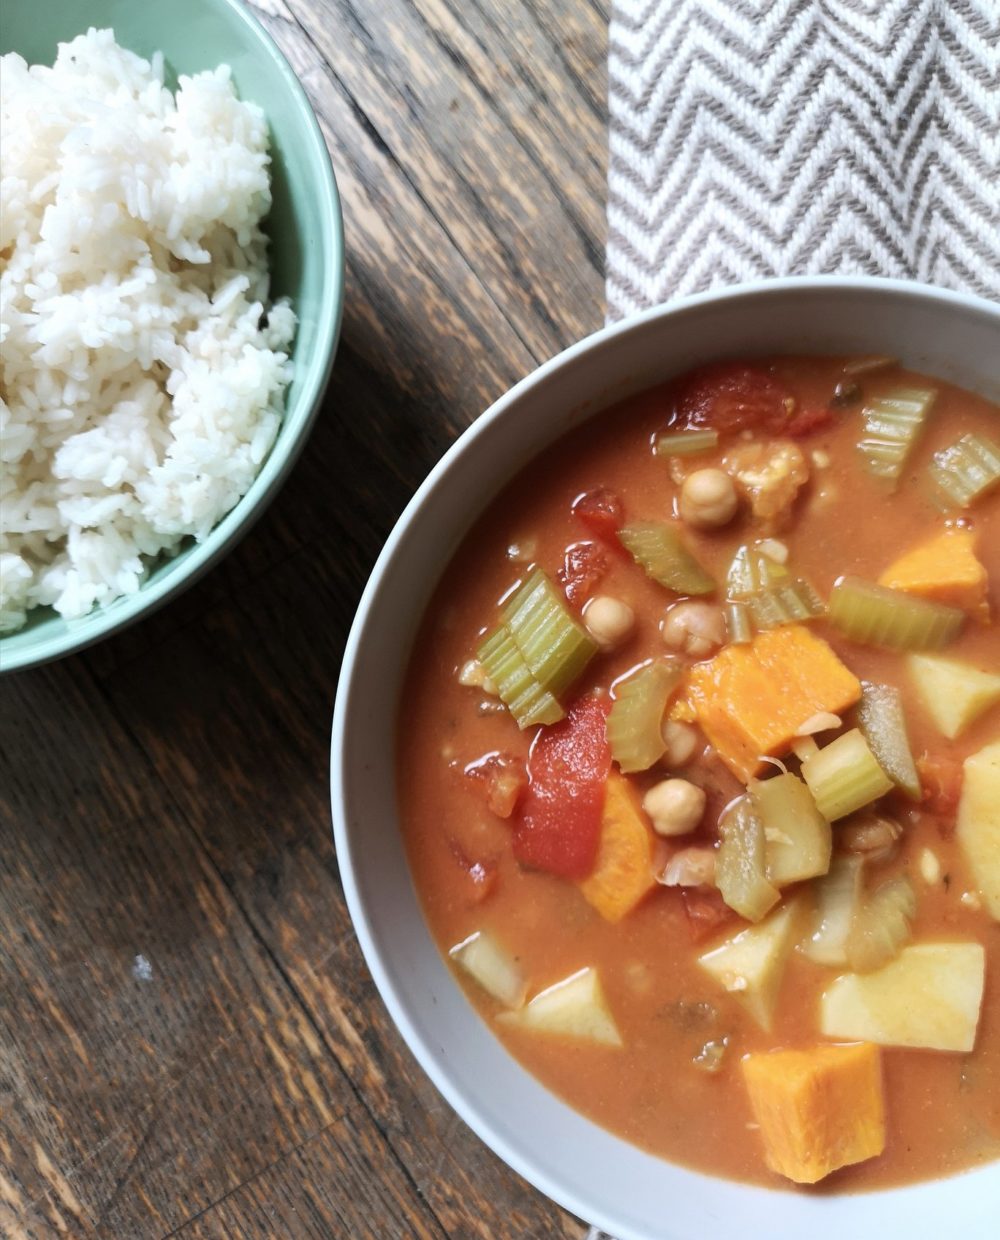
xmin=0 ymin=28 xmax=296 ymax=633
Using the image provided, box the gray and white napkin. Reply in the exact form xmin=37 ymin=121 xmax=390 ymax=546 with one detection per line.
xmin=596 ymin=2 xmax=996 ymax=1236
xmin=607 ymin=0 xmax=1000 ymax=320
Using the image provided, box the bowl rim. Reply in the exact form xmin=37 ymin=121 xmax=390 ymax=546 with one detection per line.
xmin=331 ymin=275 xmax=1000 ymax=1238
xmin=0 ymin=0 xmax=345 ymax=674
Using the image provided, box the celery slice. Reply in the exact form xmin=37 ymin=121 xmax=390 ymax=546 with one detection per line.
xmin=857 ymin=387 xmax=935 ymax=481
xmin=857 ymin=682 xmax=921 ymax=800
xmin=619 ymin=522 xmax=715 ymax=596
xmin=802 ymin=854 xmax=864 ymax=967
xmin=929 ymin=432 xmax=1000 ymax=509
xmin=745 ymin=579 xmax=825 ymax=630
xmin=801 ymin=728 xmax=894 ymax=821
xmin=606 ymin=660 xmax=683 ymax=773
xmin=655 ymin=429 xmax=719 ymax=457
xmin=844 ymin=875 xmax=916 ymax=973
xmin=725 ymin=600 xmax=752 ymax=644
xmin=828 ymin=575 xmax=964 ymax=651
xmin=502 ymin=569 xmax=597 ymax=697
xmin=716 ymin=796 xmax=780 ymax=923
xmin=749 ymin=772 xmax=831 ymax=887
xmin=477 ymin=625 xmax=564 ymax=729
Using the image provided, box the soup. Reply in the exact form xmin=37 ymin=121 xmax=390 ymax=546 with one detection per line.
xmin=398 ymin=356 xmax=1000 ymax=1189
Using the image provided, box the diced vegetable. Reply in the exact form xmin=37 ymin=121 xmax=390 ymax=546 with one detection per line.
xmin=801 ymin=729 xmax=894 ymax=821
xmin=686 ymin=626 xmax=862 ymax=781
xmin=698 ymin=899 xmax=802 ymax=1031
xmin=828 ymin=576 xmax=965 ymax=651
xmin=726 ymin=543 xmax=777 ymax=597
xmin=655 ymin=428 xmax=719 ymax=457
xmin=477 ymin=625 xmax=564 ymax=728
xmin=618 ymin=521 xmax=715 ymax=595
xmin=716 ymin=796 xmax=780 ymax=923
xmin=907 ymin=653 xmax=1000 ymax=740
xmin=801 ymin=854 xmax=865 ymax=967
xmin=513 ymin=695 xmax=612 ymax=879
xmin=744 ymin=579 xmax=825 ymax=631
xmin=580 ymin=773 xmax=658 ymax=923
xmin=857 ymin=387 xmax=935 ymax=481
xmin=820 ymin=943 xmax=986 ymax=1052
xmin=750 ymin=772 xmax=831 ymax=887
xmin=724 ymin=600 xmax=752 ymax=644
xmin=844 ymin=876 xmax=916 ymax=973
xmin=741 ymin=1043 xmax=885 ymax=1184
xmin=857 ymin=682 xmax=921 ymax=800
xmin=843 ymin=355 xmax=895 ymax=375
xmin=502 ymin=570 xmax=598 ymax=697
xmin=606 ymin=660 xmax=683 ymax=773
xmin=497 ymin=966 xmax=622 ymax=1046
xmin=572 ymin=488 xmax=624 ymax=542
xmin=929 ymin=431 xmax=1000 ymax=509
xmin=449 ymin=930 xmax=527 ymax=1008
xmin=878 ymin=527 xmax=990 ymax=622
xmin=957 ymin=741 xmax=1000 ymax=920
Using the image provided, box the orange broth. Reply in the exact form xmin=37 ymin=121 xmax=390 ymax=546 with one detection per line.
xmin=397 ymin=356 xmax=1000 ymax=1190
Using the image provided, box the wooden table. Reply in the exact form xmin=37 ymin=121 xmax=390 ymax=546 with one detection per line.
xmin=1 ymin=1 xmax=608 ymax=1235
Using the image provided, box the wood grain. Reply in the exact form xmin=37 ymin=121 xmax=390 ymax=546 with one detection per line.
xmin=0 ymin=0 xmax=607 ymax=1235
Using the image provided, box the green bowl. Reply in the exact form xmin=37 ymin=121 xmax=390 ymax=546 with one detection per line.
xmin=0 ymin=0 xmax=344 ymax=672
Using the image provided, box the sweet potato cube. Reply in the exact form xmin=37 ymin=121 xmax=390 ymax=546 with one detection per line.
xmin=580 ymin=773 xmax=657 ymax=922
xmin=741 ymin=1043 xmax=885 ymax=1184
xmin=879 ymin=527 xmax=990 ymax=621
xmin=687 ymin=626 xmax=862 ymax=781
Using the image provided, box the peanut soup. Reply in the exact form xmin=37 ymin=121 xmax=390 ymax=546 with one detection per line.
xmin=398 ymin=357 xmax=1000 ymax=1189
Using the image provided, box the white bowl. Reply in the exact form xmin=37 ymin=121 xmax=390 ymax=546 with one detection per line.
xmin=332 ymin=277 xmax=1000 ymax=1240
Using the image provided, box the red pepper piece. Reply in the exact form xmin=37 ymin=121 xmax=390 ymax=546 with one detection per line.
xmin=572 ymin=488 xmax=624 ymax=543
xmin=558 ymin=540 xmax=608 ymax=607
xmin=513 ymin=693 xmax=612 ymax=879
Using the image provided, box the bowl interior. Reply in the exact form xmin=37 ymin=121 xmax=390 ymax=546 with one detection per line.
xmin=334 ymin=280 xmax=1000 ymax=1240
xmin=0 ymin=0 xmax=343 ymax=670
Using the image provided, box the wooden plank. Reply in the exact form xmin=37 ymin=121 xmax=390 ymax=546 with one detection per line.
xmin=103 ymin=545 xmax=584 ymax=1239
xmin=4 ymin=0 xmax=610 ymax=1233
xmin=0 ymin=659 xmax=444 ymax=1238
xmin=263 ymin=0 xmax=607 ymax=359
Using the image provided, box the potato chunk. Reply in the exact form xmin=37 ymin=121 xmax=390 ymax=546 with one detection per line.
xmin=820 ymin=943 xmax=985 ymax=1052
xmin=907 ymin=653 xmax=1000 ymax=740
xmin=957 ymin=741 xmax=1000 ymax=920
xmin=497 ymin=967 xmax=622 ymax=1046
xmin=741 ymin=1042 xmax=885 ymax=1184
xmin=698 ymin=899 xmax=801 ymax=1031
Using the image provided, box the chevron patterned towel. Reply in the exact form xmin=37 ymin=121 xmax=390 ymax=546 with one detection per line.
xmin=607 ymin=0 xmax=1000 ymax=320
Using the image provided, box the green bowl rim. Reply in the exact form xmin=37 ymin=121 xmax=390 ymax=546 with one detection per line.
xmin=0 ymin=0 xmax=345 ymax=674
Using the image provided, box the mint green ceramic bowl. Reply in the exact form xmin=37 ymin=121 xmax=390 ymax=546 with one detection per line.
xmin=0 ymin=0 xmax=343 ymax=672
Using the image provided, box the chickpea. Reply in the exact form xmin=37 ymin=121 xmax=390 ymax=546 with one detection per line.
xmin=643 ymin=778 xmax=707 ymax=836
xmin=583 ymin=595 xmax=635 ymax=651
xmin=661 ymin=719 xmax=699 ymax=767
xmin=679 ymin=468 xmax=738 ymax=529
xmin=661 ymin=601 xmax=726 ymax=658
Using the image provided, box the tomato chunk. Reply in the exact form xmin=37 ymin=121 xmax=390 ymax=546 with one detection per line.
xmin=681 ymin=887 xmax=736 ymax=943
xmin=558 ymin=540 xmax=608 ymax=607
xmin=917 ymin=751 xmax=963 ymax=823
xmin=672 ymin=362 xmax=795 ymax=437
xmin=513 ymin=694 xmax=612 ymax=878
xmin=572 ymin=488 xmax=624 ymax=542
xmin=465 ymin=751 xmax=527 ymax=819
